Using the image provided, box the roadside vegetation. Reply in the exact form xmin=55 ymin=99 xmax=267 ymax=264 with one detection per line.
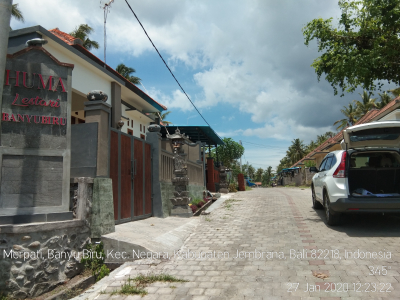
xmin=110 ymin=273 xmax=188 ymax=296
xmin=276 ymin=0 xmax=400 ymax=173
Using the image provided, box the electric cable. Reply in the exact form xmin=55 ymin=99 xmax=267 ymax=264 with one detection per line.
xmin=124 ymin=0 xmax=211 ymax=127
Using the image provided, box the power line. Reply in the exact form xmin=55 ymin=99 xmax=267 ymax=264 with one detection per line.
xmin=124 ymin=0 xmax=211 ymax=127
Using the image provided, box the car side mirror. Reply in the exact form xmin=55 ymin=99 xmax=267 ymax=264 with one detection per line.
xmin=309 ymin=166 xmax=319 ymax=173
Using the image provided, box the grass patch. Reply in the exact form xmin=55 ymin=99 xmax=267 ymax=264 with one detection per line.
xmin=128 ymin=273 xmax=188 ymax=287
xmin=0 ymin=294 xmax=9 ymax=300
xmin=111 ymin=281 xmax=147 ymax=296
xmin=170 ymin=285 xmax=177 ymax=289
xmin=108 ymin=273 xmax=187 ymax=296
xmin=205 ymin=217 xmax=212 ymax=222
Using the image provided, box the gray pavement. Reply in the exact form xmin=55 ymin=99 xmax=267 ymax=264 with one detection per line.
xmin=75 ymin=188 xmax=400 ymax=300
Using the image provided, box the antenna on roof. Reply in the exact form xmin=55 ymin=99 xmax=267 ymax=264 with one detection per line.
xmin=101 ymin=0 xmax=114 ymax=64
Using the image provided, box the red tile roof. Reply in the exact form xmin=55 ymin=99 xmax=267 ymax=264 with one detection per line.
xmin=48 ymin=28 xmax=168 ymax=111
xmin=290 ymin=97 xmax=400 ymax=168
xmin=49 ymin=28 xmax=77 ymax=45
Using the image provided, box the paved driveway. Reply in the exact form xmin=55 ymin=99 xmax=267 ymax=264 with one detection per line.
xmin=95 ymin=187 xmax=400 ymax=300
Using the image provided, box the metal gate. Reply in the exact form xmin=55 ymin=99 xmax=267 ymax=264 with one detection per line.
xmin=110 ymin=128 xmax=152 ymax=224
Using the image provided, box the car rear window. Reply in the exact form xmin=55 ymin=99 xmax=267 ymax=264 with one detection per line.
xmin=349 ymin=127 xmax=400 ymax=142
xmin=350 ymin=151 xmax=400 ymax=168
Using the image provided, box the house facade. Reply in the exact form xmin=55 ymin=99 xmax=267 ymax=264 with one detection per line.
xmin=7 ymin=26 xmax=166 ymax=137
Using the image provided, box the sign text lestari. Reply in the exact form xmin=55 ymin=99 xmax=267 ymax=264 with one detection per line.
xmin=2 ymin=70 xmax=67 ymax=125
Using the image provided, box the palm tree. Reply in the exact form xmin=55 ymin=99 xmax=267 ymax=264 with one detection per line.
xmin=376 ymin=92 xmax=393 ymax=109
xmin=287 ymin=138 xmax=306 ymax=164
xmin=306 ymin=140 xmax=318 ymax=153
xmin=152 ymin=111 xmax=172 ymax=125
xmin=333 ymin=103 xmax=358 ymax=131
xmin=11 ymin=4 xmax=24 ymax=22
xmin=389 ymin=87 xmax=400 ymax=98
xmin=116 ymin=63 xmax=141 ymax=85
xmin=353 ymin=90 xmax=377 ymax=118
xmin=70 ymin=24 xmax=99 ymax=51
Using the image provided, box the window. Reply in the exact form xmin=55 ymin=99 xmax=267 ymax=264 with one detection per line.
xmin=319 ymin=159 xmax=327 ymax=171
xmin=140 ymin=134 xmax=145 ymax=140
xmin=131 ymin=120 xmax=133 ymax=127
xmin=140 ymin=124 xmax=142 ymax=132
xmin=128 ymin=129 xmax=133 ymax=136
xmin=143 ymin=126 xmax=145 ymax=133
xmin=322 ymin=156 xmax=333 ymax=171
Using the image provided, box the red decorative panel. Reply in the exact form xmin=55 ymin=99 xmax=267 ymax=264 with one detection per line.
xmin=110 ymin=131 xmax=119 ymax=220
xmin=144 ymin=143 xmax=152 ymax=215
xmin=120 ymin=134 xmax=132 ymax=219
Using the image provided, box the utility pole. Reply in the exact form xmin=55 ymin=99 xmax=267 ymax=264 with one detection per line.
xmin=239 ymin=140 xmax=242 ymax=172
xmin=0 ymin=0 xmax=12 ymax=141
xmin=101 ymin=0 xmax=114 ymax=64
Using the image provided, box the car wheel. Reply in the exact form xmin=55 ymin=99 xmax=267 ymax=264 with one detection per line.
xmin=324 ymin=192 xmax=341 ymax=226
xmin=312 ymin=186 xmax=323 ymax=209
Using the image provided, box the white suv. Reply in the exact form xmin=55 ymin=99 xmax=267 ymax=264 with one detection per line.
xmin=310 ymin=121 xmax=400 ymax=225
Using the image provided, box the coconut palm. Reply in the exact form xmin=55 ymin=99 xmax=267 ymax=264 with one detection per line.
xmin=70 ymin=24 xmax=99 ymax=51
xmin=116 ymin=63 xmax=141 ymax=85
xmin=306 ymin=140 xmax=318 ymax=153
xmin=152 ymin=111 xmax=172 ymax=125
xmin=389 ymin=87 xmax=400 ymax=98
xmin=333 ymin=103 xmax=358 ymax=131
xmin=287 ymin=138 xmax=306 ymax=164
xmin=12 ymin=4 xmax=24 ymax=22
xmin=376 ymin=92 xmax=393 ymax=109
xmin=353 ymin=90 xmax=377 ymax=118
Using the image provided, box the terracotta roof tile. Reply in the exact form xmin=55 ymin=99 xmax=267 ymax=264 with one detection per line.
xmin=48 ymin=28 xmax=167 ymax=111
xmin=49 ymin=28 xmax=77 ymax=45
xmin=290 ymin=97 xmax=400 ymax=168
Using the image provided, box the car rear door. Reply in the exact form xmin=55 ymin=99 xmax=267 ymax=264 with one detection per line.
xmin=342 ymin=121 xmax=400 ymax=150
xmin=314 ymin=157 xmax=330 ymax=200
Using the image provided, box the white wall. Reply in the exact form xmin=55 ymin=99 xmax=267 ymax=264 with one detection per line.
xmin=121 ymin=103 xmax=152 ymax=138
xmin=43 ymin=38 xmax=112 ymax=105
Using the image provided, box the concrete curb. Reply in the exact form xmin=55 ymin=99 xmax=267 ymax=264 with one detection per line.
xmin=206 ymin=192 xmax=236 ymax=213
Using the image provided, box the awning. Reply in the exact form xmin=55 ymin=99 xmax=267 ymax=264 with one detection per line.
xmin=160 ymin=125 xmax=224 ymax=147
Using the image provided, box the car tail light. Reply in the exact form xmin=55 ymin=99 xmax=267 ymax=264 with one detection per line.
xmin=333 ymin=151 xmax=347 ymax=178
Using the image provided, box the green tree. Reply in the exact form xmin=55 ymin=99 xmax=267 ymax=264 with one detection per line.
xmin=70 ymin=24 xmax=99 ymax=51
xmin=306 ymin=140 xmax=318 ymax=153
xmin=303 ymin=0 xmax=400 ymax=95
xmin=262 ymin=166 xmax=273 ymax=186
xmin=255 ymin=168 xmax=263 ymax=182
xmin=211 ymin=138 xmax=244 ymax=168
xmin=247 ymin=165 xmax=255 ymax=180
xmin=116 ymin=63 xmax=141 ymax=85
xmin=333 ymin=103 xmax=358 ymax=131
xmin=12 ymin=3 xmax=24 ymax=22
xmin=376 ymin=91 xmax=393 ymax=109
xmin=286 ymin=138 xmax=306 ymax=164
xmin=277 ymin=156 xmax=291 ymax=173
xmin=353 ymin=90 xmax=377 ymax=117
xmin=153 ymin=111 xmax=172 ymax=125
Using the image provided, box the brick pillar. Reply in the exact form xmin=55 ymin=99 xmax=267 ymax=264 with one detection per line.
xmin=206 ymin=157 xmax=215 ymax=192
xmin=238 ymin=173 xmax=245 ymax=191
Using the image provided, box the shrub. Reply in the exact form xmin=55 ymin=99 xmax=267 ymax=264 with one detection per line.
xmin=198 ymin=201 xmax=205 ymax=207
xmin=191 ymin=205 xmax=198 ymax=213
xmin=228 ymin=183 xmax=237 ymax=192
xmin=80 ymin=242 xmax=110 ymax=282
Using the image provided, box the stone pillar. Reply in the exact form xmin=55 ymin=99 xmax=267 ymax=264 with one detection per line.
xmin=90 ymin=178 xmax=115 ymax=238
xmin=84 ymin=99 xmax=111 ymax=177
xmin=238 ymin=173 xmax=245 ymax=191
xmin=206 ymin=157 xmax=215 ymax=192
xmin=0 ymin=0 xmax=11 ymax=125
xmin=169 ymin=129 xmax=192 ymax=217
xmin=219 ymin=166 xmax=229 ymax=193
xmin=111 ymin=82 xmax=121 ymax=129
xmin=146 ymin=124 xmax=164 ymax=218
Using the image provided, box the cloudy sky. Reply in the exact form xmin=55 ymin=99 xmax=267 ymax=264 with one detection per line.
xmin=10 ymin=0 xmax=396 ymax=170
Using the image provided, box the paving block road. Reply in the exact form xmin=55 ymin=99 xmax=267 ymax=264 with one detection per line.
xmin=85 ymin=188 xmax=400 ymax=300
